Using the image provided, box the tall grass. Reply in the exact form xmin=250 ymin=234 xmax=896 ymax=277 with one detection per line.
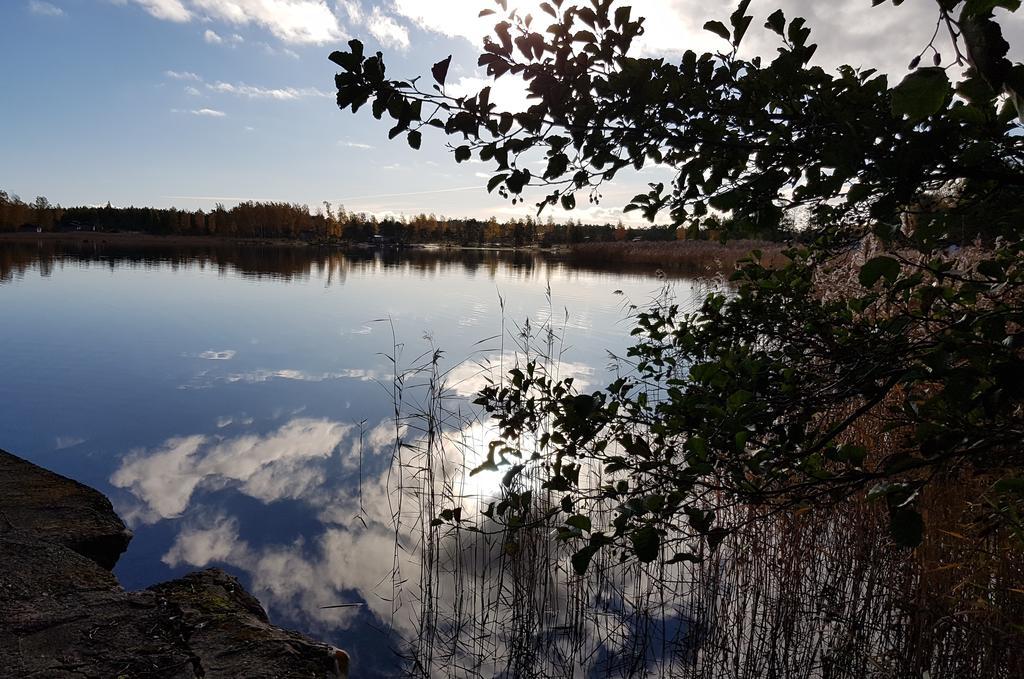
xmin=373 ymin=258 xmax=1023 ymax=677
xmin=565 ymin=240 xmax=787 ymax=276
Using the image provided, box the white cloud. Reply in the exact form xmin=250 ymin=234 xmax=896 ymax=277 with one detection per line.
xmin=366 ymin=6 xmax=409 ymax=50
xmin=446 ymin=75 xmax=530 ymax=113
xmin=339 ymin=140 xmax=373 ymax=150
xmin=164 ymin=69 xmax=201 ymax=81
xmin=190 ymin=0 xmax=345 ymax=44
xmin=389 ymin=1 xmax=1023 ymax=78
xmin=258 ymin=42 xmax=301 ymax=59
xmin=207 ymin=81 xmax=328 ymax=100
xmin=55 ymin=435 xmax=85 ymax=450
xmin=184 ymin=85 xmax=201 ymax=96
xmin=338 ymin=0 xmax=361 ymax=25
xmin=390 ymin=0 xmax=495 ymax=44
xmin=28 ymin=1 xmax=64 ymax=17
xmin=121 ymin=0 xmax=346 ymax=43
xmin=132 ymin=0 xmax=191 ymax=22
xmin=204 ymin=28 xmax=223 ymax=43
xmin=172 ymin=107 xmax=227 ymax=117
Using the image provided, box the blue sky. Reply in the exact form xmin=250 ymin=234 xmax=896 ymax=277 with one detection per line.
xmin=1 ymin=1 xmax=1021 ymax=223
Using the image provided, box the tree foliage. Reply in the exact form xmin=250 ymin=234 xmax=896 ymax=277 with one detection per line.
xmin=331 ymin=1 xmax=1024 ymax=566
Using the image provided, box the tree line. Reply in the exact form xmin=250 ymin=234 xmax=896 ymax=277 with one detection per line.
xmin=0 ymin=189 xmax=789 ymax=246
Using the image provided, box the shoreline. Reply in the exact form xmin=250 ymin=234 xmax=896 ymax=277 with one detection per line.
xmin=0 ymin=231 xmax=778 ymax=270
xmin=0 ymin=448 xmax=349 ymax=678
xmin=0 ymin=231 xmax=311 ymax=248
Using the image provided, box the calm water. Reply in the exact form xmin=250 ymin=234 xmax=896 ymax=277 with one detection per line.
xmin=0 ymin=240 xmax=706 ymax=676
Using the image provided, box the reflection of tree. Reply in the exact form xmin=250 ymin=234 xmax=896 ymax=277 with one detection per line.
xmin=0 ymin=240 xmax=687 ymax=285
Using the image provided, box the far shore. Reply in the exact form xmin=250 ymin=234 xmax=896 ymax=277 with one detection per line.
xmin=0 ymin=231 xmax=313 ymax=248
xmin=0 ymin=231 xmax=562 ymax=251
xmin=0 ymin=231 xmax=784 ymax=273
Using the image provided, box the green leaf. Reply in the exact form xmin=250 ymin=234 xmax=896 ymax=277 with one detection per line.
xmin=702 ymin=20 xmax=730 ymax=42
xmin=630 ymin=525 xmax=660 ymax=562
xmin=859 ymin=256 xmax=901 ymax=287
xmin=891 ymin=67 xmax=952 ymax=120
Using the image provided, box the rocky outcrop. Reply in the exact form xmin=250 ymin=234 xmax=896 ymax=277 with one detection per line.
xmin=0 ymin=449 xmax=345 ymax=678
xmin=0 ymin=450 xmax=132 ymax=569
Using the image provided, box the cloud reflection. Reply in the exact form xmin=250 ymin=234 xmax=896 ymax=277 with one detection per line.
xmin=445 ymin=353 xmax=594 ymax=398
xmin=180 ymin=367 xmax=383 ymax=390
xmin=199 ymin=349 xmax=237 ymax=360
xmin=115 ymin=354 xmax=646 ymax=674
xmin=111 ymin=418 xmax=352 ymax=523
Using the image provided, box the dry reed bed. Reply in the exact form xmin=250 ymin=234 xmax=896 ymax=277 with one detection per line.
xmin=566 ymin=239 xmax=788 ymax=276
xmin=382 ymin=240 xmax=1023 ymax=678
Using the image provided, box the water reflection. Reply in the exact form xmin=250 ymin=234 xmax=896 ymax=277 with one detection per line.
xmin=112 ymin=418 xmax=353 ymax=524
xmin=0 ymin=238 xmax=687 ymax=286
xmin=0 ymin=239 xmax=702 ymax=677
xmin=109 ymin=411 xmax=500 ymax=657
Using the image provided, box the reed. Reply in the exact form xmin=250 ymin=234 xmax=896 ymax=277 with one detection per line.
xmin=565 ymin=239 xmax=787 ymax=276
xmin=373 ymin=256 xmax=1023 ymax=678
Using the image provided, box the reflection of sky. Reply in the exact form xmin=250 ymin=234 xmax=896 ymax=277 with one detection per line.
xmin=0 ymin=249 xmax=707 ymax=676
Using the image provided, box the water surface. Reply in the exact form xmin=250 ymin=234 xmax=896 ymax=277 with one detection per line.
xmin=0 ymin=240 xmax=704 ymax=675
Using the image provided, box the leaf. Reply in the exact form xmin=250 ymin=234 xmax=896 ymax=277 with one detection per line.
xmin=702 ymin=21 xmax=730 ymax=42
xmin=630 ymin=525 xmax=660 ymax=563
xmin=891 ymin=67 xmax=952 ymax=120
xmin=407 ymin=130 xmax=421 ymax=150
xmin=566 ymin=514 xmax=592 ymax=532
xmin=859 ymin=256 xmax=901 ymax=287
xmin=454 ymin=145 xmax=472 ymax=163
xmin=487 ymin=174 xmax=507 ymax=193
xmin=729 ymin=0 xmax=753 ymax=46
xmin=571 ymin=545 xmax=598 ymax=574
xmin=431 ymin=56 xmax=452 ymax=87
xmin=614 ymin=6 xmax=631 ymax=28
xmin=890 ymin=507 xmax=924 ymax=548
xmin=764 ymin=9 xmax=785 ymax=35
xmin=561 ymin=193 xmax=576 ymax=210
xmin=962 ymin=0 xmax=1021 ymax=17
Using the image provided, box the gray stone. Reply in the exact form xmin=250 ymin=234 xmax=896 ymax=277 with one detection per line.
xmin=0 ymin=449 xmax=132 ymax=570
xmin=0 ymin=449 xmax=346 ymax=678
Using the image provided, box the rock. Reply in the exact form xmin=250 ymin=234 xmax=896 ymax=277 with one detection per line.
xmin=0 ymin=529 xmax=200 ymax=678
xmin=150 ymin=569 xmax=343 ymax=679
xmin=0 ymin=449 xmax=345 ymax=678
xmin=0 ymin=448 xmax=132 ymax=569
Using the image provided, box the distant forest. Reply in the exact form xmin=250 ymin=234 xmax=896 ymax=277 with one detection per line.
xmin=0 ymin=189 xmax=786 ymax=246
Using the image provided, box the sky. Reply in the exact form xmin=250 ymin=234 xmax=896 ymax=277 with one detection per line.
xmin=1 ymin=0 xmax=1021 ymax=224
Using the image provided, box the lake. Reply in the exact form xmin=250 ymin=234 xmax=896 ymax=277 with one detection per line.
xmin=0 ymin=239 xmax=706 ymax=676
